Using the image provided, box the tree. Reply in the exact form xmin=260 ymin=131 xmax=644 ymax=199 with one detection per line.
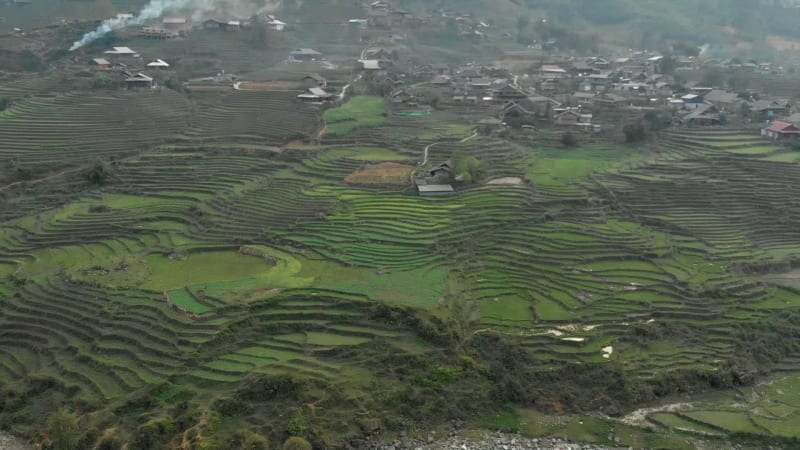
xmin=283 ymin=436 xmax=312 ymax=450
xmin=439 ymin=275 xmax=481 ymax=353
xmin=623 ymin=120 xmax=648 ymax=143
xmin=561 ymin=132 xmax=578 ymax=147
xmin=47 ymin=408 xmax=81 ymax=450
xmin=86 ymin=159 xmax=113 ymax=185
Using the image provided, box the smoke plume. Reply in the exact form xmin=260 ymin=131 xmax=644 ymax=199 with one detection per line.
xmin=70 ymin=0 xmax=281 ymax=51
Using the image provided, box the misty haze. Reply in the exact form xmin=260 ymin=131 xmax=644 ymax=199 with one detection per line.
xmin=1 ymin=1 xmax=800 ymax=449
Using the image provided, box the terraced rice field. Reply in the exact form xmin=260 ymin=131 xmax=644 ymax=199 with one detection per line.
xmin=1 ymin=80 xmax=800 ymax=447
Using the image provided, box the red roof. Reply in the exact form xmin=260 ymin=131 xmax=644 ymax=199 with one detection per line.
xmin=766 ymin=121 xmax=800 ymax=133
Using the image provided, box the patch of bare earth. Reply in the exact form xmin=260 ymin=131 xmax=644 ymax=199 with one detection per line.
xmin=345 ymin=163 xmax=414 ymax=186
xmin=486 ymin=177 xmax=524 ymax=186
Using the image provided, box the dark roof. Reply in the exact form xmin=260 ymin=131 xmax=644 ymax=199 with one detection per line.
xmin=291 ymin=48 xmax=321 ymax=55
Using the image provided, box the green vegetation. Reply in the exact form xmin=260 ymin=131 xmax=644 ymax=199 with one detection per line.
xmin=325 ymin=96 xmax=386 ymax=136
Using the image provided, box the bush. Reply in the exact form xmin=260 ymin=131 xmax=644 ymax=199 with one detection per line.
xmin=283 ymin=437 xmax=312 ymax=450
xmin=561 ymin=132 xmax=577 ymax=147
xmin=242 ymin=432 xmax=269 ymax=450
xmin=47 ymin=408 xmax=81 ymax=450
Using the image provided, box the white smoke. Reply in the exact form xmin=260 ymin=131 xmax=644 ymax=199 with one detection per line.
xmin=70 ymin=0 xmax=281 ymax=51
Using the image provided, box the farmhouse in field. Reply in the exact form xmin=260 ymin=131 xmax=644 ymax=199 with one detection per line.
xmin=89 ymin=58 xmax=111 ymax=71
xmin=125 ymin=73 xmax=155 ymax=89
xmin=297 ymin=87 xmax=334 ymax=103
xmin=762 ymin=121 xmax=800 ymax=141
xmin=290 ymin=48 xmax=322 ymax=62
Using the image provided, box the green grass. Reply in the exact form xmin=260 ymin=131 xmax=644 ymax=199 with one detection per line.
xmin=143 ymin=251 xmax=275 ymax=291
xmin=325 ymin=96 xmax=386 ymax=136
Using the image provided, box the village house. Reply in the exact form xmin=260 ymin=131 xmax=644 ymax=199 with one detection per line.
xmin=104 ymin=46 xmax=138 ymax=57
xmin=297 ymin=87 xmax=334 ymax=103
xmin=593 ymin=92 xmax=627 ymax=108
xmin=751 ymin=99 xmax=789 ymax=121
xmin=785 ymin=113 xmax=800 ymax=127
xmin=680 ymin=103 xmax=721 ymax=127
xmin=290 ymin=48 xmax=322 ymax=62
xmin=302 ymin=74 xmax=327 ymax=88
xmin=680 ymin=94 xmax=706 ymax=110
xmin=493 ymin=84 xmax=528 ymax=102
xmin=704 ymin=90 xmax=738 ymax=111
xmin=125 ymin=73 xmax=155 ymax=89
xmin=540 ymin=65 xmax=568 ymax=79
xmin=762 ymin=121 xmax=800 ymax=141
xmin=203 ymin=19 xmax=242 ymax=31
xmin=578 ymin=72 xmax=613 ymax=92
xmin=359 ymin=59 xmax=384 ymax=71
xmin=89 ymin=58 xmax=111 ymax=71
xmin=162 ymin=17 xmax=190 ymax=32
xmin=416 ymin=160 xmax=455 ymax=197
xmin=554 ymin=109 xmax=593 ymax=127
xmin=146 ymin=59 xmax=170 ymax=69
xmin=265 ymin=15 xmax=286 ymax=31
xmin=140 ymin=27 xmax=179 ymax=39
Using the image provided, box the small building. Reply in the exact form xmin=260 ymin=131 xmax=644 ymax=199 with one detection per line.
xmin=104 ymin=46 xmax=138 ymax=57
xmin=540 ymin=65 xmax=568 ymax=79
xmin=162 ymin=17 xmax=190 ymax=32
xmin=359 ymin=59 xmax=382 ymax=71
xmin=680 ymin=94 xmax=706 ymax=109
xmin=493 ymin=84 xmax=528 ymax=102
xmin=417 ymin=184 xmax=455 ymax=197
xmin=290 ymin=48 xmax=322 ymax=62
xmin=594 ymin=92 xmax=628 ymax=108
xmin=302 ymin=74 xmax=327 ymax=88
xmin=267 ymin=18 xmax=287 ymax=31
xmin=762 ymin=121 xmax=800 ymax=141
xmin=146 ymin=59 xmax=170 ymax=69
xmin=203 ymin=19 xmax=241 ymax=31
xmin=297 ymin=87 xmax=334 ymax=103
xmin=555 ymin=109 xmax=592 ymax=126
xmin=751 ymin=100 xmax=789 ymax=121
xmin=89 ymin=58 xmax=111 ymax=71
xmin=705 ymin=90 xmax=738 ymax=110
xmin=682 ymin=104 xmax=721 ymax=127
xmin=125 ymin=73 xmax=154 ymax=89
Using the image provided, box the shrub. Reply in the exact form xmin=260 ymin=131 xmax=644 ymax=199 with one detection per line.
xmin=47 ymin=408 xmax=81 ymax=450
xmin=283 ymin=437 xmax=312 ymax=450
xmin=242 ymin=432 xmax=269 ymax=450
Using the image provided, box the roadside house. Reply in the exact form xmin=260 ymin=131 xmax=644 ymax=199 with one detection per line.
xmin=146 ymin=59 xmax=170 ymax=69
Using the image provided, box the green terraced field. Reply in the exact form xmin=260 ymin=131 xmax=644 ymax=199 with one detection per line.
xmin=2 ymin=73 xmax=800 ymax=450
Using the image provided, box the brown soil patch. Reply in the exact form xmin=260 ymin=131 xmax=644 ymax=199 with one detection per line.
xmin=345 ymin=162 xmax=414 ymax=186
xmin=238 ymin=81 xmax=303 ymax=91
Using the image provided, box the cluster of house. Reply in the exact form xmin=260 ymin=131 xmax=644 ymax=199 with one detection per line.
xmin=353 ymin=1 xmax=489 ymax=39
xmin=86 ymin=46 xmax=172 ymax=89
